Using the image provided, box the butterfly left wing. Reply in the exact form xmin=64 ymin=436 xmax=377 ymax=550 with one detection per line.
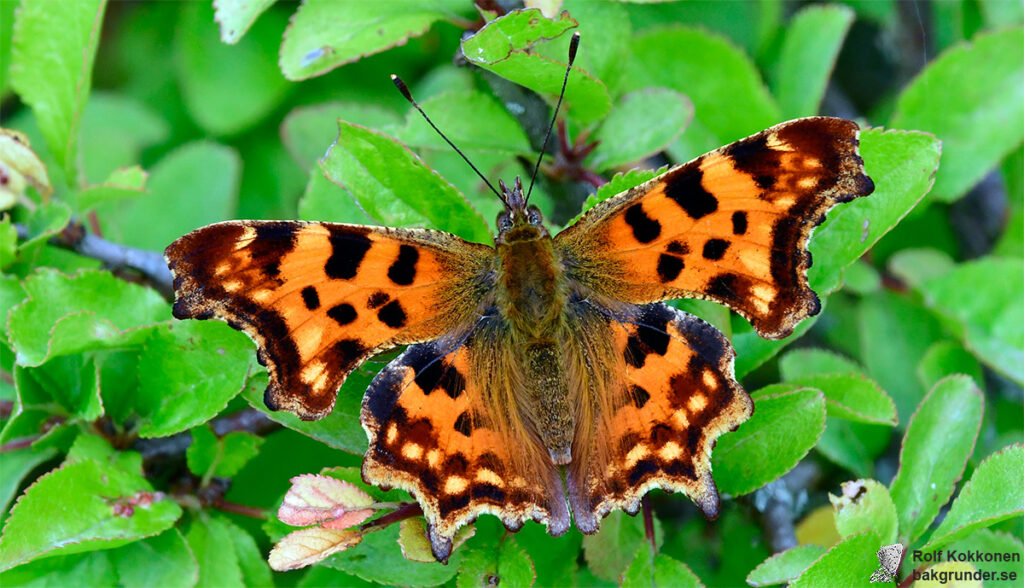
xmin=556 ymin=117 xmax=873 ymax=339
xmin=566 ymin=302 xmax=751 ymax=531
xmin=166 ymin=221 xmax=494 ymax=420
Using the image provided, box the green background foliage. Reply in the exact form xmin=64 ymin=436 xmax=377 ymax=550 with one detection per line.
xmin=1 ymin=1 xmax=1022 ymax=586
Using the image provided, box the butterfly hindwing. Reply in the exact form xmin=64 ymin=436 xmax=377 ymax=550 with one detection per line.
xmin=566 ymin=302 xmax=751 ymax=532
xmin=165 ymin=221 xmax=494 ymax=420
xmin=557 ymin=117 xmax=874 ymax=339
xmin=361 ymin=334 xmax=570 ymax=562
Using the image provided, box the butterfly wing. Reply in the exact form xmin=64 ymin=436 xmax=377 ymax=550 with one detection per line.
xmin=362 ymin=329 xmax=570 ymax=563
xmin=556 ymin=117 xmax=874 ymax=339
xmin=565 ymin=302 xmax=751 ymax=531
xmin=166 ymin=221 xmax=494 ymax=420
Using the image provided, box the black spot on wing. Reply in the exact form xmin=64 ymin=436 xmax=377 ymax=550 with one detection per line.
xmin=629 ymin=385 xmax=650 ymax=409
xmin=377 ymin=300 xmax=407 ymax=328
xmin=454 ymin=411 xmax=473 ymax=436
xmin=327 ymin=303 xmax=357 ymax=326
xmin=331 ymin=339 xmax=366 ymax=373
xmin=388 ymin=245 xmax=419 ymax=285
xmin=664 ymin=165 xmax=717 ymax=220
xmin=702 ymin=239 xmax=730 ymax=260
xmin=624 ymin=203 xmax=661 ymax=243
xmin=301 ymin=286 xmax=320 ymax=310
xmin=249 ymin=223 xmax=298 ymax=261
xmin=657 ymin=253 xmax=684 ymax=282
xmin=666 ymin=241 xmax=689 ymax=255
xmin=471 ymin=484 xmax=506 ymax=502
xmin=731 ymin=212 xmax=747 ymax=235
xmin=325 ymin=230 xmax=372 ymax=280
xmin=367 ymin=291 xmax=390 ymax=309
xmin=706 ymin=273 xmax=741 ymax=303
xmin=636 ymin=305 xmax=671 ymax=355
xmin=628 ymin=459 xmax=659 ymax=485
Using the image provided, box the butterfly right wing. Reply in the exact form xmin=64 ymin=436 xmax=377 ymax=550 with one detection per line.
xmin=362 ymin=329 xmax=569 ymax=563
xmin=166 ymin=221 xmax=495 ymax=420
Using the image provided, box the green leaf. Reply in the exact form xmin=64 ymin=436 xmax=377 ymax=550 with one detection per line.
xmin=213 ymin=0 xmax=275 ymax=44
xmin=830 ymin=479 xmax=898 ymax=545
xmin=185 ymin=515 xmax=244 ymax=588
xmin=858 ymin=291 xmax=945 ymax=426
xmin=713 ymin=387 xmax=826 ymax=496
xmin=135 ymin=321 xmax=254 ymax=438
xmin=582 ymin=510 xmax=663 ymax=583
xmin=889 ymin=375 xmax=984 ymax=544
xmin=771 ymin=5 xmax=854 ymax=118
xmin=94 ymin=141 xmax=241 ymax=252
xmin=917 ymin=340 xmax=985 ymax=393
xmin=890 ymin=27 xmax=1024 ymax=202
xmin=26 ymin=355 xmax=103 ymax=421
xmin=808 ymin=129 xmax=942 ymax=295
xmin=175 ymin=2 xmax=290 ymax=136
xmin=187 ymin=426 xmax=264 ymax=482
xmin=539 ymin=0 xmax=631 ymax=94
xmin=76 ymin=165 xmax=148 ymax=211
xmin=6 ymin=269 xmax=170 ymax=367
xmin=240 ymin=369 xmax=368 ymax=455
xmin=626 ymin=26 xmax=779 ymax=158
xmin=587 ymin=88 xmax=693 ymax=171
xmin=298 ymin=170 xmax=378 ymax=226
xmin=569 ymin=167 xmax=664 ymax=226
xmin=0 ymin=459 xmax=181 ymax=572
xmin=732 ymin=309 xmax=819 ymax=379
xmin=789 ymin=531 xmax=881 ymax=588
xmin=393 ymin=90 xmax=532 ymax=154
xmin=108 ymin=529 xmax=199 ymax=588
xmin=785 ymin=373 xmax=896 ymax=425
xmin=496 ymin=537 xmax=536 ymax=588
xmin=923 ymin=444 xmax=1024 ymax=552
xmin=516 ymin=523 xmax=581 ymax=587
xmin=78 ymin=92 xmax=168 ymax=186
xmin=462 ymin=10 xmax=612 ymax=124
xmin=9 ymin=0 xmax=106 ymax=182
xmin=746 ymin=545 xmax=826 ymax=587
xmin=0 ymin=220 xmax=16 ymax=270
xmin=815 ymin=420 xmax=891 ymax=479
xmin=323 ymin=523 xmax=459 ymax=587
xmin=224 ymin=517 xmax=273 ymax=588
xmin=282 ymin=102 xmax=403 ymax=171
xmin=887 ymin=247 xmax=956 ymax=288
xmin=10 ymin=202 xmax=72 ymax=269
xmin=321 ymin=121 xmax=490 ymax=243
xmin=279 ymin=0 xmax=467 ymax=80
xmin=621 ymin=543 xmax=702 ymax=588
xmin=914 ymin=258 xmax=1024 ymax=385
xmin=779 ymin=348 xmax=863 ymax=379
xmin=0 ymin=445 xmax=57 ymax=519
xmin=0 ymin=550 xmax=117 ymax=587
xmin=0 ymin=365 xmax=51 ymax=447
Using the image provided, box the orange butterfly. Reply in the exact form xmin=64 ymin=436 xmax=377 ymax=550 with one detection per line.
xmin=165 ymin=37 xmax=873 ymax=563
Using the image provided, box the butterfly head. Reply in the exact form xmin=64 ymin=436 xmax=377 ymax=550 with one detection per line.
xmin=496 ymin=177 xmax=548 ymax=243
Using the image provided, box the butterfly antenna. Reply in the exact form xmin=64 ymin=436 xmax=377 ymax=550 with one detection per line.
xmin=391 ymin=74 xmax=503 ymax=202
xmin=526 ymin=31 xmax=580 ymax=203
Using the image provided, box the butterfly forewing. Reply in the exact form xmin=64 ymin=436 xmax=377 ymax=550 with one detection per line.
xmin=556 ymin=117 xmax=874 ymax=339
xmin=166 ymin=220 xmax=494 ymax=420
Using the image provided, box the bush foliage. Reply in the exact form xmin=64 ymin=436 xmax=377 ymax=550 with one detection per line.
xmin=1 ymin=1 xmax=1022 ymax=587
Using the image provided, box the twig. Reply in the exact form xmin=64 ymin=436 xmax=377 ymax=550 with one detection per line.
xmin=134 ymin=408 xmax=279 ymax=464
xmin=213 ymin=499 xmax=268 ymax=520
xmin=16 ymin=222 xmax=173 ymax=299
xmin=0 ymin=436 xmax=41 ymax=452
xmin=641 ymin=496 xmax=657 ymax=553
xmin=360 ymin=502 xmax=423 ymax=533
xmin=0 ymin=399 xmax=13 ymax=419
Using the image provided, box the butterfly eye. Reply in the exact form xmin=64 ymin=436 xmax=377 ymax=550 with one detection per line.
xmin=527 ymin=206 xmax=543 ymax=226
xmin=497 ymin=212 xmax=513 ymax=231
